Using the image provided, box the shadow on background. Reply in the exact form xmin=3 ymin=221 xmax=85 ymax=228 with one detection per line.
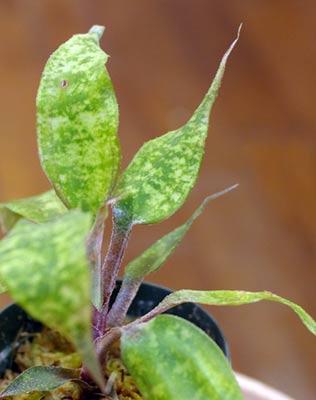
xmin=0 ymin=1 xmax=315 ymax=398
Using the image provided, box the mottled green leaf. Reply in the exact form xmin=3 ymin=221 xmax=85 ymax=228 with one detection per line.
xmin=0 ymin=190 xmax=67 ymax=234
xmin=141 ymin=290 xmax=316 ymax=336
xmin=121 ymin=315 xmax=242 ymax=400
xmin=107 ymin=186 xmax=238 ymax=326
xmin=0 ymin=190 xmax=67 ymax=295
xmin=0 ymin=366 xmax=80 ymax=397
xmin=113 ymin=29 xmax=240 ymax=225
xmin=0 ymin=211 xmax=105 ymax=390
xmin=37 ymin=26 xmax=120 ymax=213
xmin=0 ymin=279 xmax=6 ymax=294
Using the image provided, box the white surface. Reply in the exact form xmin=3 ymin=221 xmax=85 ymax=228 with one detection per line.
xmin=235 ymin=372 xmax=295 ymax=400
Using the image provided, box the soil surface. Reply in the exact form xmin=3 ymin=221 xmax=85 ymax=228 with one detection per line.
xmin=0 ymin=328 xmax=142 ymax=400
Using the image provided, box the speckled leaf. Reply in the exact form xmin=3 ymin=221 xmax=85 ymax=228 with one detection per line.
xmin=0 ymin=190 xmax=67 ymax=234
xmin=0 ymin=279 xmax=6 ymax=294
xmin=113 ymin=29 xmax=240 ymax=225
xmin=143 ymin=290 xmax=316 ymax=335
xmin=37 ymin=26 xmax=120 ymax=213
xmin=0 ymin=211 xmax=105 ymax=390
xmin=121 ymin=315 xmax=242 ymax=400
xmin=0 ymin=366 xmax=80 ymax=397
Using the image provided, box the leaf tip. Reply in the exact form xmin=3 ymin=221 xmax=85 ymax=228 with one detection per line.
xmin=220 ymin=24 xmax=242 ymax=67
xmin=237 ymin=23 xmax=243 ymax=39
xmin=88 ymin=25 xmax=105 ymax=42
xmin=197 ymin=26 xmax=241 ymax=119
xmin=203 ymin=183 xmax=239 ymax=205
xmin=227 ymin=183 xmax=240 ymax=193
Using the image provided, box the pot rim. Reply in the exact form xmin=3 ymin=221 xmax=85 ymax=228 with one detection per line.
xmin=235 ymin=372 xmax=296 ymax=400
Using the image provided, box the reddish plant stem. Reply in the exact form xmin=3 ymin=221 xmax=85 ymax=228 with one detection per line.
xmin=94 ymin=207 xmax=132 ymax=337
xmin=94 ymin=327 xmax=122 ymax=368
xmin=107 ymin=278 xmax=141 ymax=327
xmin=81 ymin=327 xmax=121 ymax=389
xmin=79 ymin=368 xmax=97 ymax=388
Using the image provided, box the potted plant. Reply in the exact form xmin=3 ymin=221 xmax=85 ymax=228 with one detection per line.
xmin=0 ymin=25 xmax=314 ymax=399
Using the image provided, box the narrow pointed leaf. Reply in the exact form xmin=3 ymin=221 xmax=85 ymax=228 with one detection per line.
xmin=107 ymin=186 xmax=238 ymax=326
xmin=0 ymin=190 xmax=67 ymax=234
xmin=121 ymin=315 xmax=242 ymax=400
xmin=139 ymin=290 xmax=316 ymax=335
xmin=125 ymin=185 xmax=238 ymax=282
xmin=37 ymin=25 xmax=120 ymax=213
xmin=0 ymin=211 xmax=105 ymax=389
xmin=0 ymin=366 xmax=80 ymax=397
xmin=113 ymin=29 xmax=240 ymax=225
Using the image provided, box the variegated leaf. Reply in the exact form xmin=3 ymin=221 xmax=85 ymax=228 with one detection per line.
xmin=0 ymin=211 xmax=104 ymax=390
xmin=37 ymin=26 xmax=120 ymax=213
xmin=113 ymin=28 xmax=240 ymax=225
xmin=138 ymin=290 xmax=316 ymax=335
xmin=0 ymin=279 xmax=6 ymax=294
xmin=0 ymin=367 xmax=81 ymax=397
xmin=0 ymin=189 xmax=67 ymax=234
xmin=121 ymin=315 xmax=242 ymax=400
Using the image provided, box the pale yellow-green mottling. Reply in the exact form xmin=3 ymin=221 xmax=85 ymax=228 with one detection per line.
xmin=0 ymin=211 xmax=104 ymax=389
xmin=37 ymin=27 xmax=120 ymax=214
xmin=0 ymin=190 xmax=67 ymax=234
xmin=121 ymin=315 xmax=243 ymax=399
xmin=113 ymin=33 xmax=238 ymax=225
xmin=156 ymin=290 xmax=316 ymax=335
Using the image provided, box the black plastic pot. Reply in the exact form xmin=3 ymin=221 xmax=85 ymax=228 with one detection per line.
xmin=0 ymin=280 xmax=229 ymax=376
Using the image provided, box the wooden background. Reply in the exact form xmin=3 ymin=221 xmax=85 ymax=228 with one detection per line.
xmin=0 ymin=1 xmax=315 ymax=398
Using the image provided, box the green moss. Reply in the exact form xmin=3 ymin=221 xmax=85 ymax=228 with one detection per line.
xmin=0 ymin=328 xmax=143 ymax=400
xmin=105 ymin=339 xmax=142 ymax=399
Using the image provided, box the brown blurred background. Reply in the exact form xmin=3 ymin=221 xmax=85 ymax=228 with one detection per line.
xmin=0 ymin=1 xmax=315 ymax=398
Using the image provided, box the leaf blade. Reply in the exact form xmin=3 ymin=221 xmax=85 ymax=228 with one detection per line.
xmin=0 ymin=190 xmax=67 ymax=234
xmin=0 ymin=211 xmax=104 ymax=389
xmin=37 ymin=26 xmax=120 ymax=213
xmin=139 ymin=290 xmax=316 ymax=335
xmin=121 ymin=315 xmax=242 ymax=400
xmin=114 ymin=29 xmax=240 ymax=225
xmin=0 ymin=366 xmax=79 ymax=397
xmin=0 ymin=279 xmax=6 ymax=294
